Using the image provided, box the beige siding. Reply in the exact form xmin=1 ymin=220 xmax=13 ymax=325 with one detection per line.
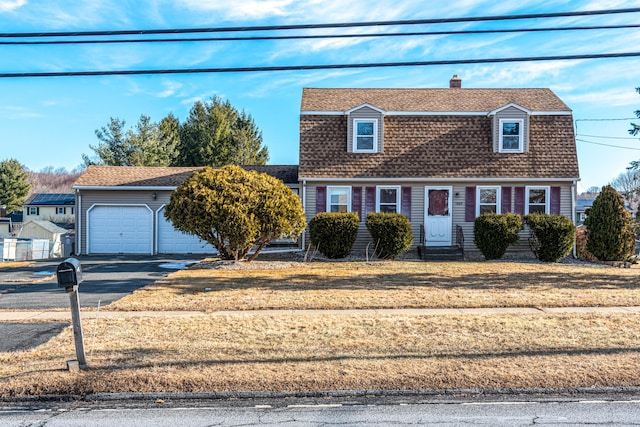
xmin=493 ymin=106 xmax=530 ymax=152
xmin=23 ymin=206 xmax=75 ymax=224
xmin=347 ymin=107 xmax=384 ymax=152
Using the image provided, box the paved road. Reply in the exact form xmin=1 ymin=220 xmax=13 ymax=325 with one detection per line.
xmin=0 ymin=256 xmax=205 ymax=352
xmin=1 ymin=394 xmax=639 ymax=426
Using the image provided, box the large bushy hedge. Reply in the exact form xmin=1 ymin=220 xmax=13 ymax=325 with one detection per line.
xmin=308 ymin=212 xmax=359 ymax=259
xmin=584 ymin=185 xmax=635 ymax=261
xmin=525 ymin=213 xmax=575 ymax=262
xmin=473 ymin=213 xmax=522 ymax=260
xmin=365 ymin=213 xmax=413 ymax=259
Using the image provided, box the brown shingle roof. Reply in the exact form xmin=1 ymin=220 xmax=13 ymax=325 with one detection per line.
xmin=74 ymin=165 xmax=299 ymax=187
xmin=301 ymin=88 xmax=571 ymax=112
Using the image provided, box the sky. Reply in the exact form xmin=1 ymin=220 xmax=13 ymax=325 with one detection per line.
xmin=0 ymin=0 xmax=639 ymax=193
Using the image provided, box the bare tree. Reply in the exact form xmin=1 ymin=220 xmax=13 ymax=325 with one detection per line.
xmin=610 ymin=169 xmax=640 ymax=213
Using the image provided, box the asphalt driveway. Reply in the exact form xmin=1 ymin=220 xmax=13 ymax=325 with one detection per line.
xmin=0 ymin=255 xmax=205 ymax=310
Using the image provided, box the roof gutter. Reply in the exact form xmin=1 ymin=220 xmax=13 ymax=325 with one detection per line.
xmin=298 ymin=177 xmax=581 ymax=183
xmin=72 ymin=186 xmax=178 ymax=191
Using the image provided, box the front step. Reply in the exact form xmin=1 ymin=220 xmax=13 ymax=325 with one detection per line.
xmin=417 ymin=245 xmax=464 ymax=261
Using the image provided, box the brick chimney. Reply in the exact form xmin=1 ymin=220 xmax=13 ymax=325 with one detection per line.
xmin=449 ymin=74 xmax=462 ymax=88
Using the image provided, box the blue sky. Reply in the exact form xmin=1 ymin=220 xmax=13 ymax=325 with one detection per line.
xmin=0 ymin=0 xmax=639 ymax=192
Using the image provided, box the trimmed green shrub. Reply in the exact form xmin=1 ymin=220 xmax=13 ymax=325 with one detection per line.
xmin=584 ymin=185 xmax=635 ymax=261
xmin=365 ymin=213 xmax=413 ymax=259
xmin=473 ymin=213 xmax=522 ymax=260
xmin=308 ymin=212 xmax=360 ymax=259
xmin=525 ymin=213 xmax=575 ymax=262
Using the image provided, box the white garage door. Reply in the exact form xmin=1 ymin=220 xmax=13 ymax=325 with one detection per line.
xmin=157 ymin=207 xmax=217 ymax=254
xmin=88 ymin=206 xmax=152 ymax=254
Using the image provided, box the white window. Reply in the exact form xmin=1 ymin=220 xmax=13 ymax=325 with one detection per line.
xmin=28 ymin=207 xmax=38 ymax=215
xmin=353 ymin=119 xmax=378 ymax=152
xmin=476 ymin=186 xmax=501 ymax=216
xmin=499 ymin=119 xmax=524 ymax=152
xmin=327 ymin=186 xmax=351 ymax=213
xmin=525 ymin=186 xmax=550 ymax=214
xmin=377 ymin=186 xmax=400 ymax=213
xmin=56 ymin=207 xmax=66 ymax=214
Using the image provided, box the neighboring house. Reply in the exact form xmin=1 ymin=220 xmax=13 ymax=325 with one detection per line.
xmin=23 ymin=193 xmax=75 ymax=226
xmin=72 ymin=165 xmax=299 ymax=255
xmin=576 ymin=198 xmax=633 ymax=225
xmin=18 ymin=220 xmax=69 ymax=257
xmin=298 ymin=77 xmax=580 ymax=254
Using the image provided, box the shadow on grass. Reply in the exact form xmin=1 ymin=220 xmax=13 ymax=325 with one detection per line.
xmin=167 ymin=270 xmax=640 ymax=294
xmin=96 ymin=346 xmax=640 ymax=370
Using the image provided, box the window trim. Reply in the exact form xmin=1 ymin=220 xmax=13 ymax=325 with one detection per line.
xmin=525 ymin=186 xmax=550 ymax=214
xmin=28 ymin=207 xmax=38 ymax=215
xmin=376 ymin=185 xmax=401 ymax=213
xmin=56 ymin=207 xmax=66 ymax=215
xmin=326 ymin=186 xmax=351 ymax=213
xmin=498 ymin=118 xmax=524 ymax=153
xmin=353 ymin=118 xmax=379 ymax=153
xmin=476 ymin=186 xmax=501 ymax=216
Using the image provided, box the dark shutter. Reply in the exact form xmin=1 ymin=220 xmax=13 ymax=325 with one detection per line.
xmin=36 ymin=207 xmax=40 ymax=216
xmin=365 ymin=186 xmax=376 ymax=218
xmin=501 ymin=186 xmax=512 ymax=214
xmin=315 ymin=186 xmax=326 ymax=214
xmin=550 ymin=186 xmax=561 ymax=215
xmin=514 ymin=187 xmax=525 ymax=215
xmin=351 ymin=186 xmax=362 ymax=220
xmin=401 ymin=186 xmax=412 ymax=221
xmin=465 ymin=186 xmax=476 ymax=222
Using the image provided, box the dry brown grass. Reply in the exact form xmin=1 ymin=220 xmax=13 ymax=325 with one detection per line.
xmin=0 ymin=261 xmax=30 ymax=270
xmin=109 ymin=260 xmax=640 ymax=312
xmin=2 ymin=259 xmax=639 ymax=397
xmin=1 ymin=312 xmax=639 ymax=397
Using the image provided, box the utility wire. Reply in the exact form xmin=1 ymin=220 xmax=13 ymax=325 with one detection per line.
xmin=576 ymin=138 xmax=640 ymax=150
xmin=2 ymin=23 xmax=638 ymax=45
xmin=1 ymin=7 xmax=639 ymax=38
xmin=576 ymin=134 xmax=639 ymax=140
xmin=0 ymin=51 xmax=638 ymax=78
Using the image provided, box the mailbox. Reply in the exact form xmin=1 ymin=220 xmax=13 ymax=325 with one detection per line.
xmin=57 ymin=258 xmax=83 ymax=289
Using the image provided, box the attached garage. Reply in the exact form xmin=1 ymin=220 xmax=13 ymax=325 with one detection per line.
xmin=87 ymin=205 xmax=153 ymax=254
xmin=156 ymin=206 xmax=217 ymax=254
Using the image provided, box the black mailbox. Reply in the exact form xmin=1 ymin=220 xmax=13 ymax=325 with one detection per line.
xmin=57 ymin=258 xmax=83 ymax=289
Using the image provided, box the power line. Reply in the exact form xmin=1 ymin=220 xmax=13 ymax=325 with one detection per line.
xmin=1 ymin=7 xmax=639 ymax=38
xmin=575 ymin=118 xmax=638 ymax=121
xmin=576 ymin=138 xmax=640 ymax=150
xmin=576 ymin=133 xmax=638 ymax=140
xmin=0 ymin=51 xmax=638 ymax=78
xmin=2 ymin=24 xmax=638 ymax=45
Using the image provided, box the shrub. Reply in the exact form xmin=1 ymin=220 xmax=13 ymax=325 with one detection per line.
xmin=525 ymin=213 xmax=575 ymax=262
xmin=473 ymin=213 xmax=522 ymax=260
xmin=365 ymin=213 xmax=413 ymax=259
xmin=584 ymin=185 xmax=635 ymax=261
xmin=308 ymin=212 xmax=360 ymax=259
xmin=576 ymin=226 xmax=598 ymax=262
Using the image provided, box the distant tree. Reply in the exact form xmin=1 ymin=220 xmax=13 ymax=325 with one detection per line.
xmin=0 ymin=159 xmax=32 ymax=212
xmin=165 ymin=165 xmax=305 ymax=261
xmin=28 ymin=166 xmax=82 ymax=194
xmin=629 ymin=86 xmax=640 ymax=170
xmin=609 ymin=169 xmax=640 ymax=210
xmin=584 ymin=185 xmax=635 ymax=261
xmin=176 ymin=97 xmax=269 ymax=167
xmin=84 ymin=115 xmax=177 ymax=166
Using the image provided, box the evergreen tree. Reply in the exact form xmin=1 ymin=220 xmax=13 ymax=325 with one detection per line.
xmin=584 ymin=185 xmax=635 ymax=261
xmin=0 ymin=159 xmax=32 ymax=213
xmin=176 ymin=97 xmax=269 ymax=166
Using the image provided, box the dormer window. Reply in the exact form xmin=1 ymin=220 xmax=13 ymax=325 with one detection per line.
xmin=353 ymin=119 xmax=378 ymax=152
xmin=499 ymin=119 xmax=524 ymax=152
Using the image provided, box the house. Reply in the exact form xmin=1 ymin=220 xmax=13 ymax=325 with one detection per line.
xmin=23 ymin=193 xmax=75 ymax=227
xmin=298 ymin=77 xmax=580 ymax=254
xmin=72 ymin=165 xmax=299 ymax=255
xmin=576 ymin=198 xmax=633 ymax=225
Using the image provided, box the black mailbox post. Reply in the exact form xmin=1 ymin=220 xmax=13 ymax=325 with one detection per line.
xmin=56 ymin=258 xmax=86 ymax=370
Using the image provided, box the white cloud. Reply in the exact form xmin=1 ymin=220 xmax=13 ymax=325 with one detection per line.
xmin=0 ymin=0 xmax=26 ymax=13
xmin=564 ymin=88 xmax=640 ymax=107
xmin=0 ymin=105 xmax=41 ymax=119
xmin=156 ymin=80 xmax=184 ymax=98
